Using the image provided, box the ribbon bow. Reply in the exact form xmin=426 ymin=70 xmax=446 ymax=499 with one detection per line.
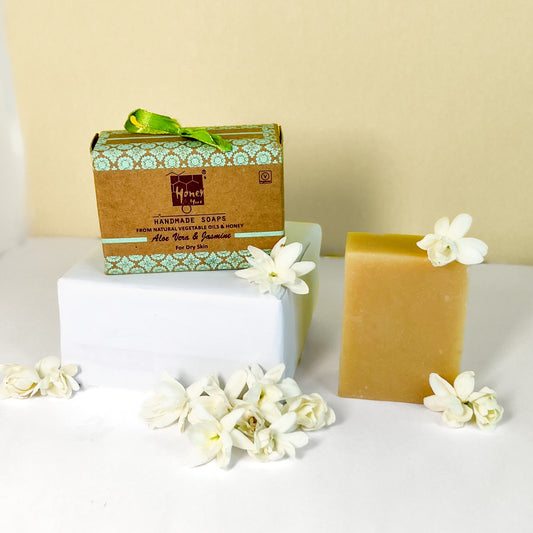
xmin=125 ymin=109 xmax=232 ymax=152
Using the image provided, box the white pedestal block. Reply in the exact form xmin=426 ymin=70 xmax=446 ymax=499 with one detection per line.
xmin=58 ymin=222 xmax=321 ymax=389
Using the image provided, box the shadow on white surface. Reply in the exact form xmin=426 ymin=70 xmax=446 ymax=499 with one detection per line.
xmin=296 ymin=256 xmax=344 ymax=395
xmin=464 ymin=264 xmax=533 ymax=372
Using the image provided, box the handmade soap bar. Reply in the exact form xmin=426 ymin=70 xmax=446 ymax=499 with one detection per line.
xmin=58 ymin=222 xmax=320 ymax=389
xmin=91 ymin=124 xmax=283 ymax=274
xmin=339 ymin=233 xmax=468 ymax=404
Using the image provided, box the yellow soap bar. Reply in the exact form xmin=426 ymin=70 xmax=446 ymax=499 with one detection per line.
xmin=339 ymin=233 xmax=468 ymax=404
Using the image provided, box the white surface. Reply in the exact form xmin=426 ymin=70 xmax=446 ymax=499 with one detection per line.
xmin=1 ymin=238 xmax=533 ymax=533
xmin=0 ymin=5 xmax=26 ymax=253
xmin=58 ymin=221 xmax=321 ymax=388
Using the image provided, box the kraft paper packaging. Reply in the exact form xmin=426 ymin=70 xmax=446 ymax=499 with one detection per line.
xmin=91 ymin=124 xmax=284 ymax=274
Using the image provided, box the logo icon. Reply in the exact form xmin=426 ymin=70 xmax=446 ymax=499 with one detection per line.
xmin=258 ymin=170 xmax=272 ymax=184
xmin=169 ymin=171 xmax=205 ymax=213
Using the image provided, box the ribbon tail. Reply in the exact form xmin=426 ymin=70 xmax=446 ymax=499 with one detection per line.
xmin=210 ymin=133 xmax=232 ymax=152
xmin=180 ymin=128 xmax=232 ymax=152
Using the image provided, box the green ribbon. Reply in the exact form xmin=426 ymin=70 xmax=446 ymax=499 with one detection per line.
xmin=124 ymin=109 xmax=232 ymax=152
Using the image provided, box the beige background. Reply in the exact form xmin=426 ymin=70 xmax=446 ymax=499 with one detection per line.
xmin=3 ymin=0 xmax=533 ymax=264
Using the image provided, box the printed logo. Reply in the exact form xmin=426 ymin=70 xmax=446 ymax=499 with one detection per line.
xmin=169 ymin=170 xmax=206 ymax=213
xmin=258 ymin=170 xmax=272 ymax=184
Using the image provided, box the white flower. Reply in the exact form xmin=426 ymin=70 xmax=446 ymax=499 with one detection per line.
xmin=36 ymin=356 xmax=80 ymax=399
xmin=423 ymin=372 xmax=475 ymax=428
xmin=233 ymin=400 xmax=268 ymax=439
xmin=141 ymin=372 xmax=206 ymax=431
xmin=417 ymin=214 xmax=488 ymax=267
xmin=244 ymin=364 xmax=301 ymax=419
xmin=424 ymin=371 xmax=504 ymax=431
xmin=245 ymin=363 xmax=302 ymax=398
xmin=188 ymin=391 xmax=231 ymax=424
xmin=188 ymin=369 xmax=248 ymax=424
xmin=187 ymin=408 xmax=253 ymax=468
xmin=468 ymin=386 xmax=504 ymax=430
xmin=248 ymin=412 xmax=309 ymax=462
xmin=204 ymin=368 xmax=248 ymax=406
xmin=0 ymin=364 xmax=41 ymax=399
xmin=284 ymin=393 xmax=336 ymax=431
xmin=220 ymin=368 xmax=248 ymax=404
xmin=235 ymin=236 xmax=316 ymax=298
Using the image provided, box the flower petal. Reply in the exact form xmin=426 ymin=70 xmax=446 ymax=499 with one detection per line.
xmin=442 ymin=404 xmax=473 ymax=427
xmin=429 ymin=373 xmax=456 ymax=397
xmin=446 ymin=395 xmax=468 ymax=416
xmin=281 ymin=440 xmax=296 ymax=459
xmin=454 ymin=371 xmax=475 ymax=402
xmin=216 ymin=432 xmax=234 ymax=468
xmin=275 ymin=242 xmax=302 ymax=270
xmin=434 ymin=217 xmax=450 ymax=236
xmin=4 ymin=365 xmax=18 ymax=375
xmin=230 ymin=428 xmax=254 ymax=450
xmin=220 ymin=408 xmax=245 ymax=431
xmin=291 ymin=260 xmax=316 ymax=277
xmin=270 ymin=236 xmax=287 ymax=259
xmin=235 ymin=266 xmax=260 ymax=279
xmin=145 ymin=409 xmax=181 ymax=429
xmin=448 ymin=214 xmax=472 ymax=240
xmin=36 ymin=356 xmax=61 ymax=376
xmin=326 ymin=407 xmax=336 ymax=426
xmin=247 ymin=245 xmax=269 ymax=262
xmin=284 ymin=278 xmax=310 ymax=295
xmin=285 ymin=430 xmax=309 ymax=449
xmin=188 ymin=425 xmax=221 ymax=466
xmin=187 ymin=376 xmax=208 ymax=399
xmin=248 ymin=364 xmax=264 ymax=383
xmin=468 ymin=386 xmax=496 ymax=402
xmin=187 ymin=421 xmax=217 ymax=447
xmin=61 ymin=364 xmax=79 ymax=377
xmin=271 ymin=412 xmax=297 ymax=433
xmin=423 ymin=394 xmax=447 ymax=412
xmin=224 ymin=369 xmax=248 ymax=402
xmin=191 ymin=394 xmax=230 ymax=421
xmin=416 ymin=234 xmax=439 ymax=251
xmin=259 ymin=400 xmax=283 ymax=423
xmin=455 ymin=237 xmax=488 ymax=265
xmin=427 ymin=244 xmax=455 ymax=267
xmin=191 ymin=405 xmax=217 ymax=423
xmin=259 ymin=364 xmax=282 ymax=383
xmin=243 ymin=384 xmax=261 ymax=405
xmin=279 ymin=378 xmax=302 ymax=399
xmin=66 ymin=374 xmax=80 ymax=392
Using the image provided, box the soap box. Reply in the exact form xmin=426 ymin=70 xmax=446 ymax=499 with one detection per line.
xmin=91 ymin=124 xmax=284 ymax=274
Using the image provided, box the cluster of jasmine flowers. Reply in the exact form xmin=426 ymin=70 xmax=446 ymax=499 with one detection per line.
xmin=424 ymin=371 xmax=503 ymax=430
xmin=141 ymin=363 xmax=335 ymax=468
xmin=0 ymin=356 xmax=80 ymax=399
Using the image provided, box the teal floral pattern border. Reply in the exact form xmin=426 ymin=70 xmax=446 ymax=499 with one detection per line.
xmin=104 ymin=249 xmax=266 ymax=274
xmin=92 ymin=125 xmax=282 ymax=172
